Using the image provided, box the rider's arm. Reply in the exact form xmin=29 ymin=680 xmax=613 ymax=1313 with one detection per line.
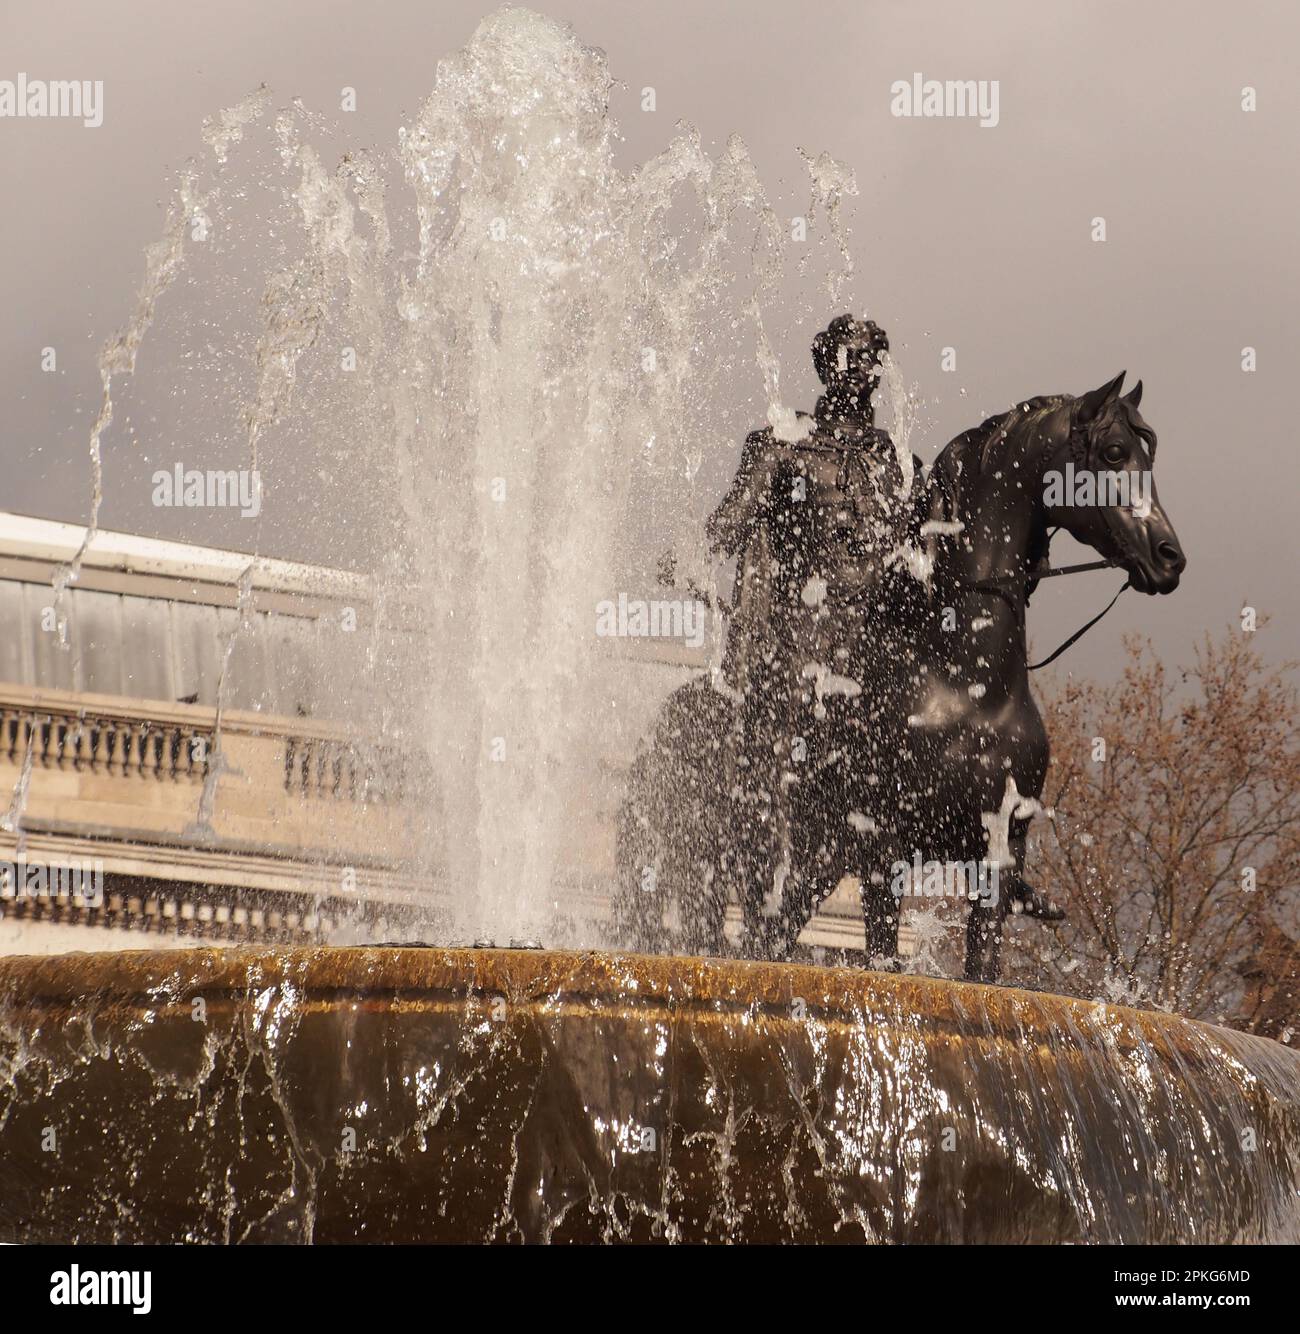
xmin=706 ymin=431 xmax=775 ymax=557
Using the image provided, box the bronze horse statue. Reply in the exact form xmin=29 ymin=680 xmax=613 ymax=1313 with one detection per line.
xmin=615 ymin=370 xmax=1185 ymax=980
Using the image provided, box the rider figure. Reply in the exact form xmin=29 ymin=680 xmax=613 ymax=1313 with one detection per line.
xmin=707 ymin=315 xmax=913 ymax=954
xmin=707 ymin=315 xmax=909 ymax=695
xmin=706 ymin=314 xmax=1063 ymax=957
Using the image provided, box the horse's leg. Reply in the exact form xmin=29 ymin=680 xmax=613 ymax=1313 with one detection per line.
xmin=614 ymin=676 xmax=740 ymax=956
xmin=655 ymin=779 xmax=742 ymax=958
xmin=1003 ymin=827 xmax=1066 ymax=921
xmin=861 ymin=869 xmax=901 ymax=969
xmin=963 ymin=887 xmax=1007 ymax=983
xmin=854 ymin=823 xmax=901 ymax=968
xmin=732 ymin=671 xmax=805 ymax=959
xmin=709 ymin=677 xmax=784 ymax=960
xmin=692 ymin=691 xmax=748 ymax=957
xmin=708 ymin=774 xmax=763 ymax=959
xmin=676 ymin=814 xmax=731 ymax=957
xmin=763 ymin=721 xmax=855 ymax=961
xmin=699 ymin=859 xmax=729 ymax=956
xmin=962 ymin=823 xmax=1027 ymax=983
xmin=734 ymin=801 xmax=786 ymax=958
xmin=758 ymin=866 xmax=840 ymax=960
xmin=613 ymin=756 xmax=665 ymax=954
xmin=686 ymin=780 xmax=733 ymax=957
xmin=836 ymin=708 xmax=901 ymax=970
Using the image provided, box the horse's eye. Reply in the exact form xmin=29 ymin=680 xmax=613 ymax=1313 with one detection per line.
xmin=1102 ymin=443 xmax=1127 ymax=465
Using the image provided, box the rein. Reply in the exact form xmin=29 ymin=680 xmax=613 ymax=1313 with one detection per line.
xmin=954 ymin=557 xmax=1130 ymax=670
xmin=1034 ymin=558 xmax=1116 ymax=579
xmin=1026 ymin=576 xmax=1129 ymax=670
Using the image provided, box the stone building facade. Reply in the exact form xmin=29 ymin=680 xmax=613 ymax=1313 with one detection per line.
xmin=0 ymin=511 xmax=884 ymax=958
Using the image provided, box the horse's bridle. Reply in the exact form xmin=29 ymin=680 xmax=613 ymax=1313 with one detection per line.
xmin=950 ymin=408 xmax=1134 ymax=670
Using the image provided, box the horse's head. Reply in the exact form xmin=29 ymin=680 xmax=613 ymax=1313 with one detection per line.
xmin=1044 ymin=372 xmax=1186 ymax=595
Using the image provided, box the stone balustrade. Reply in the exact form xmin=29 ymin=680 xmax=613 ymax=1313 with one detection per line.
xmin=0 ymin=683 xmax=425 ymax=918
xmin=282 ymin=732 xmax=407 ymax=804
xmin=1 ymin=701 xmax=212 ymax=781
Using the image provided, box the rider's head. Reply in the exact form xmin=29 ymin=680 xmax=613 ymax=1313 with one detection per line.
xmin=812 ymin=315 xmax=889 ymax=418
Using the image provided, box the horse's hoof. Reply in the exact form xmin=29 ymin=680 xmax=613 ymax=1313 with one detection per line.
xmin=865 ymin=952 xmax=902 ymax=974
xmin=1007 ymin=876 xmax=1067 ymax=922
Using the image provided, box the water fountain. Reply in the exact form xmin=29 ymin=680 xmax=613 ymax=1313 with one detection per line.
xmin=2 ymin=946 xmax=1298 ymax=1242
xmin=1 ymin=7 xmax=1297 ymax=1243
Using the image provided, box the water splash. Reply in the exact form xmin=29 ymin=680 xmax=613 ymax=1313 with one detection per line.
xmin=187 ymin=564 xmax=258 ymax=844
xmin=188 ymin=9 xmax=837 ymax=938
xmin=51 ymin=171 xmax=206 ymax=649
xmin=798 ymin=147 xmax=859 ymax=303
xmin=878 ymin=349 xmax=919 ymax=496
xmin=52 ymin=8 xmax=871 ymax=945
xmin=0 ymin=722 xmax=36 ymax=850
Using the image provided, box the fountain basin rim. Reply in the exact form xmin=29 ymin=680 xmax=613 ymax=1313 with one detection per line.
xmin=0 ymin=944 xmax=1291 ymax=1073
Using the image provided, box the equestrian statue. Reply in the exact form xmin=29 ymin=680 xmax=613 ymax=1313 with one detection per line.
xmin=614 ymin=315 xmax=1185 ymax=980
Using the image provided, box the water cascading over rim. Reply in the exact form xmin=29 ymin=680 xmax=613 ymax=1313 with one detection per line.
xmin=1 ymin=946 xmax=1297 ymax=1244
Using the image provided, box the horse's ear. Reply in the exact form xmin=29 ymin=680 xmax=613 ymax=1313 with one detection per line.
xmin=1124 ymin=379 xmax=1143 ymax=409
xmin=1076 ymin=370 xmax=1127 ymax=424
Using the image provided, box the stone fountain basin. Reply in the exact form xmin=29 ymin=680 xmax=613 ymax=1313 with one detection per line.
xmin=0 ymin=946 xmax=1296 ymax=1243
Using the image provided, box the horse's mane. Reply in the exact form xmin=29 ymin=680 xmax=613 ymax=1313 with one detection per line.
xmin=919 ymin=394 xmax=1072 ymax=536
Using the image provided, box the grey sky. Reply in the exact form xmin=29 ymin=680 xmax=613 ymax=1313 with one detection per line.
xmin=2 ymin=0 xmax=1296 ymax=677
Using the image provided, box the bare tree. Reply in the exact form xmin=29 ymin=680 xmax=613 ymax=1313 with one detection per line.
xmin=1005 ymin=626 xmax=1299 ymax=1044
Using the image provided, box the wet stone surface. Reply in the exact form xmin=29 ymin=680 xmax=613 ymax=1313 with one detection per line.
xmin=1 ymin=946 xmax=1297 ymax=1243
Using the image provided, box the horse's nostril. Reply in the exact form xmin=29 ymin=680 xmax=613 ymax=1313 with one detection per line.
xmin=1155 ymin=540 xmax=1184 ymax=569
